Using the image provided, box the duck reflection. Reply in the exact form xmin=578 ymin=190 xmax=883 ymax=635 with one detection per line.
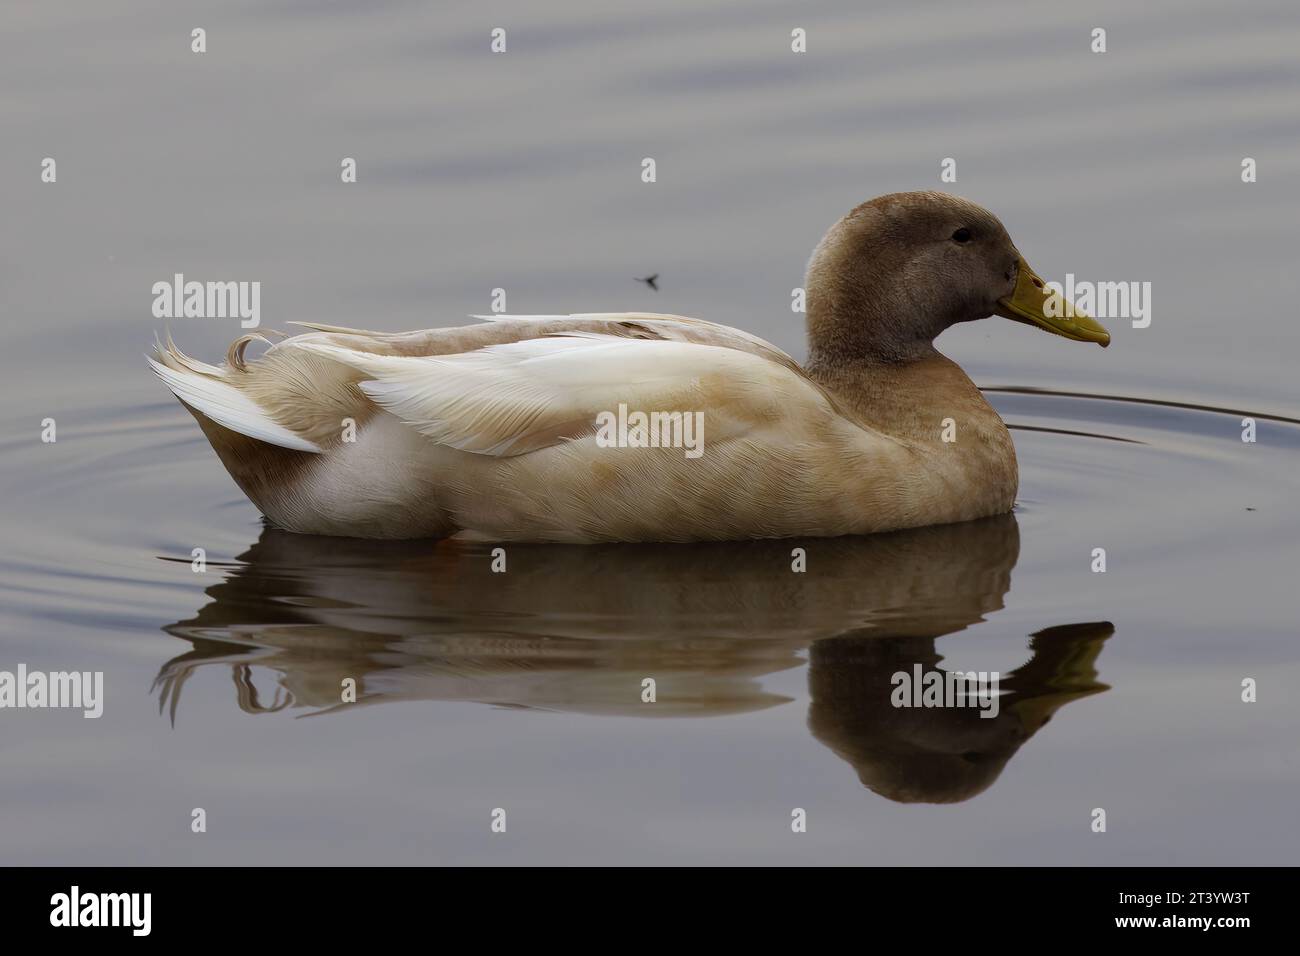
xmin=157 ymin=514 xmax=1112 ymax=803
xmin=808 ymin=622 xmax=1110 ymax=803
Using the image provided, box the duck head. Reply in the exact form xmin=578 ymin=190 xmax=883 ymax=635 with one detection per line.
xmin=805 ymin=190 xmax=1110 ymax=365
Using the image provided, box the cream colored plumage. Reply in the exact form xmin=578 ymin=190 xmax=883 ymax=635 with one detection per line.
xmin=150 ymin=191 xmax=1108 ymax=542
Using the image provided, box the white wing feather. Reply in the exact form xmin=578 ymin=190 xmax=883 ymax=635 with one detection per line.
xmin=296 ymin=334 xmax=829 ymax=457
xmin=147 ymin=356 xmax=322 ymax=452
xmin=473 ymin=312 xmax=800 ymax=368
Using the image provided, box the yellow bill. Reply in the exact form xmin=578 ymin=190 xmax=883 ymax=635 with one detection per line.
xmin=995 ymin=258 xmax=1110 ymax=347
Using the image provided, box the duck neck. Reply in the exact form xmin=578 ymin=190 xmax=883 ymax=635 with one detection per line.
xmin=802 ymin=269 xmax=992 ymax=439
xmin=802 ymin=223 xmax=955 ymax=367
xmin=805 ymin=343 xmax=1007 ymax=450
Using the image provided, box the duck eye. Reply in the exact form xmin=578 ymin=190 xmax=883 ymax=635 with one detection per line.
xmin=951 ymin=227 xmax=972 ymax=243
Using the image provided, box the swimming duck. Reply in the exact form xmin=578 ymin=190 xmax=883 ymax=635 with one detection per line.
xmin=150 ymin=191 xmax=1109 ymax=542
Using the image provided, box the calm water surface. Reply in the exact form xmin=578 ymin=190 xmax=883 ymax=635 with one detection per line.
xmin=1 ymin=0 xmax=1297 ymax=864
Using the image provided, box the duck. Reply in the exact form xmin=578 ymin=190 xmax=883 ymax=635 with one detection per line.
xmin=149 ymin=191 xmax=1109 ymax=542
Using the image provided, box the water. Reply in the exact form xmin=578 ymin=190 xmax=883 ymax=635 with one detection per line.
xmin=1 ymin=0 xmax=1297 ymax=864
